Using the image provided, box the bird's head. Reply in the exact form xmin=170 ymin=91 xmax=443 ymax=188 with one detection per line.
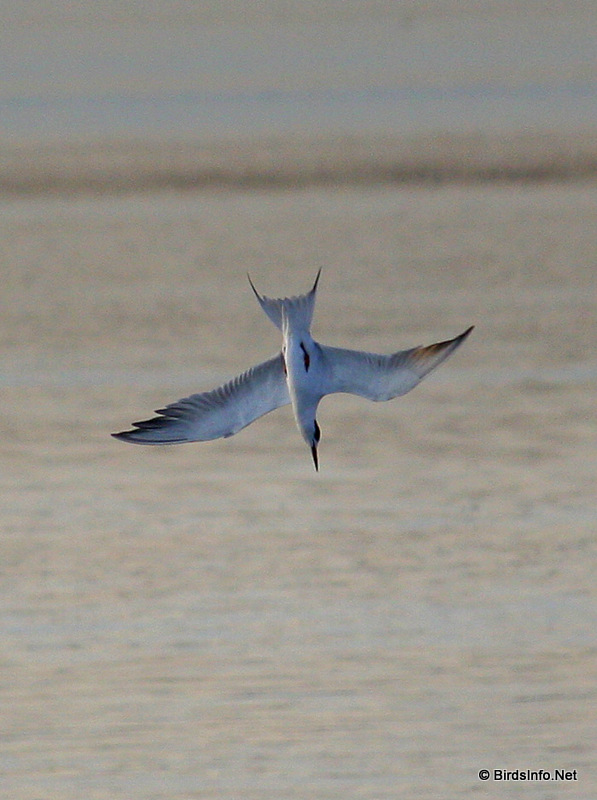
xmin=309 ymin=419 xmax=321 ymax=471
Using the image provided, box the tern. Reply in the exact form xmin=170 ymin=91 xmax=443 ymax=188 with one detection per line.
xmin=113 ymin=271 xmax=472 ymax=470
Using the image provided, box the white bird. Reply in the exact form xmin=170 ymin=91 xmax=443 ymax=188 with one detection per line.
xmin=113 ymin=271 xmax=473 ymax=470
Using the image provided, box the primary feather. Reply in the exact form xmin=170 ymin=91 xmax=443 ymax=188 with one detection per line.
xmin=113 ymin=353 xmax=288 ymax=444
xmin=319 ymin=327 xmax=474 ymax=401
xmin=113 ymin=272 xmax=473 ymax=469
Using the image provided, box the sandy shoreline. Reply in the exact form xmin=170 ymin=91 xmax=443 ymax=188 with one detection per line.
xmin=2 ymin=131 xmax=597 ymax=195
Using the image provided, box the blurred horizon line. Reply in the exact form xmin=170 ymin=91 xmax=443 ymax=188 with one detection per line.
xmin=2 ymin=131 xmax=597 ymax=196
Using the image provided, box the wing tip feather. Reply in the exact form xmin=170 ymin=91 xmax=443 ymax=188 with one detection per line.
xmin=410 ymin=324 xmax=474 ymax=372
xmin=111 ymin=416 xmax=190 ymax=445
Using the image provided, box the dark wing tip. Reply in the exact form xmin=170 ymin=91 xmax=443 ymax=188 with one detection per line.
xmin=112 ymin=430 xmax=131 ymax=440
xmin=111 ymin=418 xmax=189 ymax=445
xmin=409 ymin=324 xmax=474 ymax=375
xmin=112 ymin=429 xmax=149 ymax=443
xmin=430 ymin=325 xmax=475 ymax=353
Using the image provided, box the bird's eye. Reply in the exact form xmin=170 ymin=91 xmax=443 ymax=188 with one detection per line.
xmin=313 ymin=420 xmax=321 ymax=443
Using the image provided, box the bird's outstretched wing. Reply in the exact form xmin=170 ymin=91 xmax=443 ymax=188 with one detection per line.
xmin=112 ymin=353 xmax=289 ymax=444
xmin=319 ymin=327 xmax=473 ymax=401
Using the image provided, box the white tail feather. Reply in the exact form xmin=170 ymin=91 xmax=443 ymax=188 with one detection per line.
xmin=248 ymin=269 xmax=321 ymax=332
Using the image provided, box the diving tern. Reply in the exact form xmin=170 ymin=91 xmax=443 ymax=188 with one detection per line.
xmin=113 ymin=271 xmax=473 ymax=470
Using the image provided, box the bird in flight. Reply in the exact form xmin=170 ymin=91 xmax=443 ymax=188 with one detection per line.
xmin=113 ymin=271 xmax=473 ymax=470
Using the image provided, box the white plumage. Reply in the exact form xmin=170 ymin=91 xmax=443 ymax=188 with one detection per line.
xmin=113 ymin=272 xmax=473 ymax=470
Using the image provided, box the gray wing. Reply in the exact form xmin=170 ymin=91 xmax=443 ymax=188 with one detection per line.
xmin=319 ymin=327 xmax=473 ymax=401
xmin=112 ymin=353 xmax=289 ymax=444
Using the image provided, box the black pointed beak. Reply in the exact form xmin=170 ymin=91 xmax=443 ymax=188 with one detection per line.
xmin=311 ymin=444 xmax=319 ymax=472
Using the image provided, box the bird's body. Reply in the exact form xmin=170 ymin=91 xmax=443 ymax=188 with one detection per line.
xmin=113 ymin=271 xmax=473 ymax=470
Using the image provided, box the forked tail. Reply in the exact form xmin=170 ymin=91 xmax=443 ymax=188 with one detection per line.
xmin=248 ymin=269 xmax=321 ymax=332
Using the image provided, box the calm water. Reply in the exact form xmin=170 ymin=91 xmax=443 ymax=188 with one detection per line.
xmin=2 ymin=6 xmax=596 ymax=797
xmin=1 ymin=10 xmax=596 ymax=142
xmin=3 ymin=178 xmax=597 ymax=796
